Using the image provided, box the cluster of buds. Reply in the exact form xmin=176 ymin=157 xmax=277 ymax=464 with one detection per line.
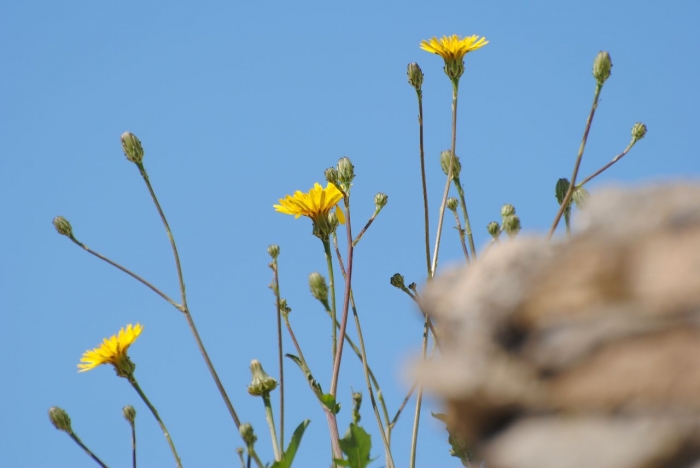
xmin=500 ymin=204 xmax=521 ymax=239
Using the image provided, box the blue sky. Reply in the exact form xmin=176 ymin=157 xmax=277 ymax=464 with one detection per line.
xmin=2 ymin=1 xmax=699 ymax=467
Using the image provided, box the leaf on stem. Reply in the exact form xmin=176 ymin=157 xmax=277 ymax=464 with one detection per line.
xmin=270 ymin=420 xmax=311 ymax=468
xmin=334 ymin=423 xmax=374 ymax=468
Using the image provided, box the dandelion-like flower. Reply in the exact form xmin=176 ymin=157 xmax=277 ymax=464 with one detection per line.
xmin=78 ymin=324 xmax=143 ymax=378
xmin=274 ymin=182 xmax=346 ymax=239
xmin=420 ymin=34 xmax=488 ymax=80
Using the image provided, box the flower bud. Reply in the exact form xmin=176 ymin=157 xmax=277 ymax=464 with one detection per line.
xmin=278 ymin=298 xmax=292 ymax=317
xmin=374 ymin=192 xmax=388 ymax=211
xmin=247 ymin=360 xmax=277 ymax=396
xmin=52 ymin=216 xmax=73 ymax=237
xmin=325 ymin=167 xmax=339 ymax=187
xmin=337 ymin=157 xmax=355 ymax=189
xmin=122 ymin=405 xmax=136 ymax=423
xmin=487 ymin=221 xmax=500 ymax=238
xmin=572 ymin=186 xmax=589 ymax=209
xmin=555 ymin=178 xmax=571 ymax=205
xmin=407 ymin=63 xmax=424 ymax=91
xmin=503 ymin=215 xmax=521 ymax=238
xmin=48 ymin=407 xmax=72 ymax=433
xmin=631 ymin=122 xmax=647 ymax=143
xmin=390 ymin=273 xmax=405 ymax=289
xmin=592 ymin=51 xmax=612 ymax=85
xmin=240 ymin=423 xmax=257 ymax=450
xmin=440 ymin=150 xmax=462 ymax=178
xmin=121 ymin=132 xmax=144 ymax=164
xmin=352 ymin=391 xmax=363 ymax=425
xmin=328 ymin=210 xmax=339 ymax=232
xmin=446 ymin=197 xmax=459 ymax=212
xmin=267 ymin=245 xmax=280 ymax=260
xmin=501 ymin=204 xmax=516 ymax=218
xmin=309 ymin=272 xmax=329 ymax=303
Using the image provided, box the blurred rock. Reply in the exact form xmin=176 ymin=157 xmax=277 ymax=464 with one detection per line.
xmin=418 ymin=184 xmax=700 ymax=468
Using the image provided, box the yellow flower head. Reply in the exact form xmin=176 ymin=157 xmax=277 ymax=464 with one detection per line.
xmin=78 ymin=323 xmax=143 ymax=378
xmin=274 ymin=182 xmax=346 ymax=239
xmin=420 ymin=34 xmax=488 ymax=80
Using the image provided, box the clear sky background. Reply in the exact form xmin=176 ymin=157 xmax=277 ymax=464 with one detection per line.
xmin=2 ymin=1 xmax=699 ymax=467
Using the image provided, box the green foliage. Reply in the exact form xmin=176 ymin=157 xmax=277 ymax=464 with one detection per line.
xmin=285 ymin=354 xmax=340 ymax=414
xmin=334 ymin=423 xmax=374 ymax=468
xmin=432 ymin=412 xmax=473 ymax=467
xmin=270 ymin=420 xmax=310 ymax=468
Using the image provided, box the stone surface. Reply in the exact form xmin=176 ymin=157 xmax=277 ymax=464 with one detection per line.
xmin=417 ymin=184 xmax=700 ymax=467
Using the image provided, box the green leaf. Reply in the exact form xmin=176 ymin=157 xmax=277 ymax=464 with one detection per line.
xmin=285 ymin=354 xmax=323 ymax=397
xmin=337 ymin=423 xmax=373 ymax=468
xmin=270 ymin=420 xmax=310 ymax=468
xmin=431 ymin=412 xmax=473 ymax=467
xmin=320 ymin=393 xmax=341 ymax=415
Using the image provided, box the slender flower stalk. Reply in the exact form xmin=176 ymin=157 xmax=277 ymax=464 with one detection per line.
xmin=122 ymin=406 xmax=137 ymax=468
xmin=453 ymin=178 xmax=477 ymax=259
xmin=447 ymin=198 xmax=469 ymax=261
xmin=263 ymin=393 xmax=281 ymax=462
xmin=48 ymin=407 xmax=108 ymax=468
xmin=247 ymin=360 xmax=281 ymax=461
xmin=409 ymin=319 xmax=430 ymax=468
xmin=322 ymin=239 xmax=338 ymax=362
xmin=268 ymin=246 xmax=285 ymax=450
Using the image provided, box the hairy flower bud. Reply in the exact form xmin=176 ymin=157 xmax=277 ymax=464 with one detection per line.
xmin=390 ymin=273 xmax=405 ymax=289
xmin=122 ymin=405 xmax=136 ymax=423
xmin=440 ymin=150 xmax=462 ymax=178
xmin=240 ymin=423 xmax=257 ymax=450
xmin=121 ymin=132 xmax=144 ymax=164
xmin=374 ymin=192 xmax=388 ymax=211
xmin=407 ymin=62 xmax=424 ymax=91
xmin=325 ymin=167 xmax=339 ymax=187
xmin=267 ymin=244 xmax=280 ymax=260
xmin=487 ymin=221 xmax=500 ymax=238
xmin=52 ymin=216 xmax=73 ymax=237
xmin=446 ymin=197 xmax=459 ymax=212
xmin=48 ymin=407 xmax=72 ymax=433
xmin=327 ymin=210 xmax=339 ymax=232
xmin=631 ymin=122 xmax=647 ymax=143
xmin=247 ymin=360 xmax=277 ymax=397
xmin=337 ymin=157 xmax=355 ymax=189
xmin=503 ymin=215 xmax=521 ymax=238
xmin=501 ymin=204 xmax=516 ymax=218
xmin=309 ymin=272 xmax=329 ymax=303
xmin=592 ymin=51 xmax=612 ymax=85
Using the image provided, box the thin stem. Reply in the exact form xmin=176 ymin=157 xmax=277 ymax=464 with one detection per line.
xmin=322 ymin=239 xmax=338 ymax=364
xmin=67 ymin=432 xmax=108 ymax=468
xmin=263 ymin=394 xmax=281 ymax=461
xmin=271 ymin=260 xmax=285 ymax=450
xmin=134 ymin=163 xmax=252 ymax=462
xmin=330 ymin=197 xmax=354 ymax=397
xmin=68 ymin=237 xmax=180 ymax=310
xmin=454 ymin=178 xmax=476 ymax=260
xmin=431 ymin=79 xmax=460 ymax=277
xmin=128 ymin=377 xmax=182 ymax=468
xmin=130 ymin=421 xmax=137 ymax=468
xmin=548 ymin=84 xmax=602 ymax=238
xmin=352 ymin=210 xmax=378 ymax=247
xmin=350 ymin=294 xmax=395 ymax=468
xmin=415 ymin=89 xmax=432 ymax=279
xmin=449 ymin=210 xmax=470 ymax=262
xmin=409 ymin=318 xmax=430 ymax=468
xmin=237 ymin=450 xmax=246 ymax=468
xmin=391 ymin=383 xmax=417 ymax=428
xmin=576 ymin=144 xmax=634 ymax=188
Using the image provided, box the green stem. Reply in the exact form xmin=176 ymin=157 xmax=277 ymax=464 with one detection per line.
xmin=431 ymin=79 xmax=460 ymax=277
xmin=409 ymin=319 xmax=430 ymax=468
xmin=128 ymin=377 xmax=182 ymax=468
xmin=576 ymin=143 xmax=634 ymax=188
xmin=271 ymin=259 xmax=285 ymax=450
xmin=449 ymin=209 xmax=470 ymax=262
xmin=415 ymin=88 xmax=432 ymax=278
xmin=453 ymin=178 xmax=476 ymax=260
xmin=352 ymin=210 xmax=378 ymax=247
xmin=263 ymin=393 xmax=281 ymax=461
xmin=67 ymin=432 xmax=108 ymax=468
xmin=322 ymin=239 xmax=338 ymax=364
xmin=130 ymin=421 xmax=137 ymax=468
xmin=548 ymin=84 xmax=602 ymax=238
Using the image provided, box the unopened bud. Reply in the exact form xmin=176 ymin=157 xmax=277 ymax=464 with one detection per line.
xmin=390 ymin=273 xmax=405 ymax=289
xmin=407 ymin=63 xmax=424 ymax=91
xmin=309 ymin=272 xmax=329 ymax=303
xmin=267 ymin=245 xmax=280 ymax=260
xmin=278 ymin=298 xmax=291 ymax=317
xmin=352 ymin=391 xmax=363 ymax=425
xmin=631 ymin=122 xmax=647 ymax=143
xmin=337 ymin=157 xmax=355 ymax=189
xmin=48 ymin=407 xmax=72 ymax=433
xmin=121 ymin=132 xmax=144 ymax=164
xmin=440 ymin=150 xmax=462 ymax=178
xmin=446 ymin=197 xmax=459 ymax=212
xmin=325 ymin=167 xmax=339 ymax=187
xmin=240 ymin=423 xmax=257 ymax=450
xmin=122 ymin=405 xmax=136 ymax=423
xmin=247 ymin=360 xmax=277 ymax=396
xmin=592 ymin=51 xmax=612 ymax=85
xmin=52 ymin=216 xmax=73 ymax=237
xmin=501 ymin=204 xmax=516 ymax=218
xmin=328 ymin=210 xmax=339 ymax=232
xmin=503 ymin=215 xmax=521 ymax=238
xmin=555 ymin=178 xmax=571 ymax=205
xmin=374 ymin=193 xmax=388 ymax=210
xmin=487 ymin=221 xmax=500 ymax=238
xmin=572 ymin=186 xmax=589 ymax=208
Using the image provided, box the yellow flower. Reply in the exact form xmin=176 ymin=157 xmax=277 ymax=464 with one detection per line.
xmin=78 ymin=323 xmax=143 ymax=377
xmin=274 ymin=182 xmax=345 ymax=239
xmin=420 ymin=34 xmax=488 ymax=79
